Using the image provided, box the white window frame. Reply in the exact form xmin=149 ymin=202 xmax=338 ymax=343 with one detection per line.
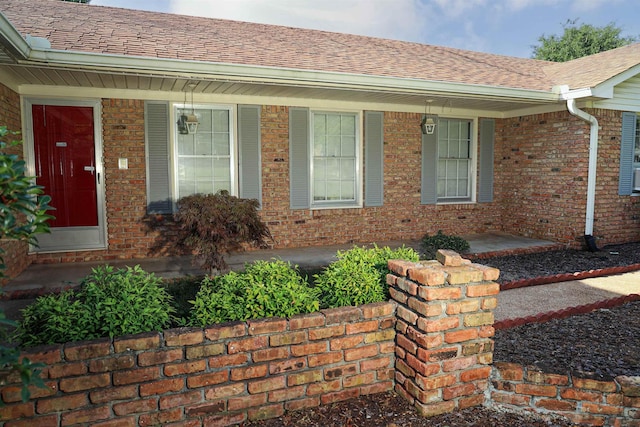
xmin=172 ymin=103 xmax=237 ymax=201
xmin=310 ymin=110 xmax=362 ymax=209
xmin=437 ymin=117 xmax=477 ymax=204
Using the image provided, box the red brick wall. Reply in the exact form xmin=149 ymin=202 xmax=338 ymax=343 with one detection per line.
xmin=0 ymin=83 xmax=32 ymax=280
xmin=260 ymin=108 xmax=501 ymax=248
xmin=496 ymin=109 xmax=640 ymax=247
xmin=495 ymin=111 xmax=590 ymax=246
xmin=31 ymin=103 xmax=640 ymax=266
xmin=0 ymin=302 xmax=396 ymax=426
xmin=491 ymin=362 xmax=640 ymax=426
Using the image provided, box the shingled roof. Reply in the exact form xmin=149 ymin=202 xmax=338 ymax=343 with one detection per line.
xmin=1 ymin=0 xmax=639 ymax=94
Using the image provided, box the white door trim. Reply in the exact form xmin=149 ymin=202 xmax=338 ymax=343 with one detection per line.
xmin=23 ymin=97 xmax=107 ymax=252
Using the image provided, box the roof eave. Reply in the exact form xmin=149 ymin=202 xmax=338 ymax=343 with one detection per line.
xmin=0 ymin=12 xmax=31 ymax=61
xmin=22 ymin=46 xmax=561 ymax=103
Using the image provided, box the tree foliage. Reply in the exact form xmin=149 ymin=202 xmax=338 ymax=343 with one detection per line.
xmin=532 ymin=19 xmax=637 ymax=62
xmin=172 ymin=191 xmax=272 ymax=274
xmin=0 ymin=126 xmax=54 ymax=402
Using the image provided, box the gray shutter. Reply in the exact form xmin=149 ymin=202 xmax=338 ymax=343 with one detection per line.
xmin=619 ymin=112 xmax=637 ymax=196
xmin=478 ymin=118 xmax=495 ymax=203
xmin=145 ymin=101 xmax=172 ymax=214
xmin=289 ymin=107 xmax=310 ymax=209
xmin=365 ymin=111 xmax=384 ymax=206
xmin=420 ymin=116 xmax=438 ymax=204
xmin=238 ymin=105 xmax=262 ymax=205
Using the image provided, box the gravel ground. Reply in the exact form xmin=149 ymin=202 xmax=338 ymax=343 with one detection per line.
xmin=481 ymin=241 xmax=640 ymax=284
xmin=243 ymin=391 xmax=574 ymax=427
xmin=245 ymin=242 xmax=640 ymax=427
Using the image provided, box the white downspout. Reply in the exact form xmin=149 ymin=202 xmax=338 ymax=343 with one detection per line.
xmin=566 ymin=98 xmax=598 ymax=237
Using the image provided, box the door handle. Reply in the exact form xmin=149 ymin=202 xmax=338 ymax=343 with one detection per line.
xmin=83 ymin=166 xmax=95 ymax=174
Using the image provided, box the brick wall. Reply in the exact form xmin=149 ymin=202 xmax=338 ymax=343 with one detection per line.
xmin=0 ymin=302 xmax=396 ymax=426
xmin=29 ymin=104 xmax=640 ymax=267
xmin=491 ymin=362 xmax=640 ymax=426
xmin=387 ymin=250 xmax=499 ymax=416
xmin=260 ymin=108 xmax=501 ymax=248
xmin=0 ymin=83 xmax=32 ymax=280
xmin=496 ymin=109 xmax=640 ymax=247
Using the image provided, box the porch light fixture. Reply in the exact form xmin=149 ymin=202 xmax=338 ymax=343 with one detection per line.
xmin=420 ymin=100 xmax=437 ymax=135
xmin=177 ymin=83 xmax=199 ymax=134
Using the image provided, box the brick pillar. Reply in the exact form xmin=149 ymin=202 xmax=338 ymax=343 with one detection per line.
xmin=387 ymin=250 xmax=500 ymax=417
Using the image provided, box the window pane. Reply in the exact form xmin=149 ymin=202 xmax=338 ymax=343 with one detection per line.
xmin=212 ymin=110 xmax=229 ymax=132
xmin=194 ymin=158 xmax=212 ymax=179
xmin=450 ymin=122 xmax=460 ymax=140
xmin=341 ymin=159 xmax=355 ymax=178
xmin=195 ymin=133 xmax=212 ymax=155
xmin=197 ymin=110 xmax=212 ymax=133
xmin=178 ymin=133 xmax=195 ymax=155
xmin=326 ymin=182 xmax=340 ymax=200
xmin=341 ymin=115 xmax=355 ymax=134
xmin=213 ymin=133 xmax=230 ymax=155
xmin=341 ymin=180 xmax=355 ymax=200
xmin=327 ymin=115 xmax=341 ymax=135
xmin=342 ymin=136 xmax=356 ymax=156
xmin=314 ymin=158 xmax=326 ymax=180
xmin=327 ymin=136 xmax=341 ymax=157
xmin=326 ymin=158 xmax=340 ymax=179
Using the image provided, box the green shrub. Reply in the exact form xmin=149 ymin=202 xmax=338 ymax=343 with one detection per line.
xmin=421 ymin=230 xmax=470 ymax=259
xmin=15 ymin=292 xmax=92 ymax=347
xmin=314 ymin=245 xmax=420 ymax=308
xmin=16 ymin=265 xmax=175 ymax=347
xmin=80 ymin=265 xmax=175 ymax=338
xmin=190 ymin=260 xmax=319 ymax=326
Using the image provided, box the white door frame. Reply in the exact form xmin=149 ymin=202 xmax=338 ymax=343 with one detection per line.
xmin=23 ymin=97 xmax=107 ymax=252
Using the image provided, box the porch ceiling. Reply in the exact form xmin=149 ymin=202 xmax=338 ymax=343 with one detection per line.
xmin=0 ymin=63 xmax=561 ymax=114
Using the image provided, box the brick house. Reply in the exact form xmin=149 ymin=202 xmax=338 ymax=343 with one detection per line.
xmin=0 ymin=0 xmax=639 ymax=279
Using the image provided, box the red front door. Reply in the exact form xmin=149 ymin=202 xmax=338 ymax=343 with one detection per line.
xmin=32 ymin=105 xmax=98 ymax=228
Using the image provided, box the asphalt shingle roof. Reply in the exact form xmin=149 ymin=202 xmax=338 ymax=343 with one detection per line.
xmin=1 ymin=0 xmax=639 ymax=92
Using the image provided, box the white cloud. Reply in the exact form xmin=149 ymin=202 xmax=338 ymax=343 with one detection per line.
xmin=169 ymin=0 xmax=430 ymax=43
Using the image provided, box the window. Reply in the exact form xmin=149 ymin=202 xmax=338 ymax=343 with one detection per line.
xmin=311 ymin=112 xmax=360 ymax=207
xmin=437 ymin=118 xmax=473 ymax=201
xmin=174 ymin=105 xmax=235 ymax=199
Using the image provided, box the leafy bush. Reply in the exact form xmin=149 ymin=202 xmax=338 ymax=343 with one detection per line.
xmin=172 ymin=191 xmax=272 ymax=274
xmin=421 ymin=230 xmax=470 ymax=259
xmin=314 ymin=245 xmax=419 ymax=308
xmin=14 ymin=292 xmax=91 ymax=348
xmin=190 ymin=260 xmax=319 ymax=326
xmin=0 ymin=126 xmax=53 ymax=400
xmin=15 ymin=265 xmax=175 ymax=346
xmin=80 ymin=265 xmax=175 ymax=338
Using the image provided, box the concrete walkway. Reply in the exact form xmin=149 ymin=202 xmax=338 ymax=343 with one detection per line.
xmin=2 ymin=232 xmax=639 ymax=325
xmin=494 ymin=270 xmax=640 ymax=321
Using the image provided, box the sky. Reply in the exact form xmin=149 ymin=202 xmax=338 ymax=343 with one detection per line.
xmin=89 ymin=0 xmax=640 ymax=58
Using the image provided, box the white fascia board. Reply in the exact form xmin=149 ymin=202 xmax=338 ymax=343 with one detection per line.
xmin=557 ymin=86 xmax=614 ymax=100
xmin=0 ymin=13 xmax=31 ymax=59
xmin=23 ymin=47 xmax=560 ymax=103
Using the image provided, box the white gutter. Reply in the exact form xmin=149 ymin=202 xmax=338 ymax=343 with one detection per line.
xmin=562 ymin=87 xmax=599 ymax=237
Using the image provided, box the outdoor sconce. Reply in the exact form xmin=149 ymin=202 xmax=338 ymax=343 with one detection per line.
xmin=185 ymin=114 xmax=199 ymax=134
xmin=420 ymin=116 xmax=436 ymax=135
xmin=177 ymin=82 xmax=199 ymax=134
xmin=420 ymin=99 xmax=436 ymax=135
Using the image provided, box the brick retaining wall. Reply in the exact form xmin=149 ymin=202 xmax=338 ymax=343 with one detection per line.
xmin=387 ymin=249 xmax=500 ymax=417
xmin=491 ymin=363 xmax=640 ymax=426
xmin=0 ymin=303 xmax=396 ymax=426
